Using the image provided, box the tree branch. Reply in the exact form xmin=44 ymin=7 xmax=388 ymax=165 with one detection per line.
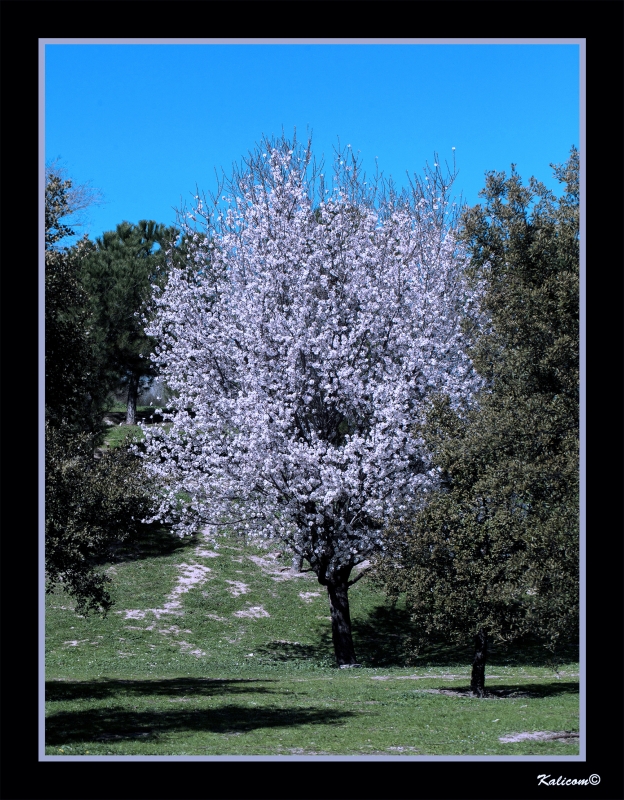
xmin=348 ymin=568 xmax=371 ymax=587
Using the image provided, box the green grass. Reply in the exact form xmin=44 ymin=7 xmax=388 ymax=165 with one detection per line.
xmin=106 ymin=403 xmax=167 ymax=414
xmin=103 ymin=425 xmax=144 ymax=449
xmin=46 ymin=527 xmax=579 ymax=756
xmin=102 ymin=406 xmax=173 ymax=449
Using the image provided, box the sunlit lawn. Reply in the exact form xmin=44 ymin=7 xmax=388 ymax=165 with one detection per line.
xmin=45 ymin=528 xmax=579 ymax=756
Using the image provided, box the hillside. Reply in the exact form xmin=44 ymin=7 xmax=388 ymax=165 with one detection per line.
xmin=45 ymin=526 xmax=579 ymax=757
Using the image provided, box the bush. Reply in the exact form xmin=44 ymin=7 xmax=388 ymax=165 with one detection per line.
xmin=45 ymin=421 xmax=159 ymax=615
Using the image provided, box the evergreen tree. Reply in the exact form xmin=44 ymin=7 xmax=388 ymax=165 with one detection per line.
xmin=373 ymin=148 xmax=580 ymax=695
xmin=81 ymin=220 xmax=179 ymax=424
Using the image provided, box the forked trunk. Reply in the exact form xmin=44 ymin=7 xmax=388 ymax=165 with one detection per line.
xmin=326 ymin=579 xmax=359 ymax=666
xmin=126 ymin=372 xmax=140 ymax=426
xmin=470 ymin=627 xmax=488 ymax=697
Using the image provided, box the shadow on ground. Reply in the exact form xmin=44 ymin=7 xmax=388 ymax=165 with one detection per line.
xmin=255 ymin=602 xmax=578 ymax=672
xmin=46 ymin=677 xmax=281 ymax=703
xmin=424 ymin=681 xmax=579 ymax=699
xmin=254 ymin=639 xmax=334 ymax=666
xmin=351 ymin=605 xmax=419 ymax=667
xmin=353 ymin=603 xmax=578 ymax=670
xmin=96 ymin=528 xmax=198 ymax=566
xmin=254 ymin=604 xmax=421 ymax=668
xmin=46 ymin=677 xmax=356 ymax=745
xmin=406 ymin=633 xmax=579 ymax=670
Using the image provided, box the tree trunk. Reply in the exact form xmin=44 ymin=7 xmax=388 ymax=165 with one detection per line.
xmin=326 ymin=578 xmax=359 ymax=666
xmin=126 ymin=371 xmax=140 ymax=425
xmin=470 ymin=628 xmax=488 ymax=697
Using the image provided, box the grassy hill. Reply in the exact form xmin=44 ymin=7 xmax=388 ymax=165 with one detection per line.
xmin=45 ymin=521 xmax=579 ymax=757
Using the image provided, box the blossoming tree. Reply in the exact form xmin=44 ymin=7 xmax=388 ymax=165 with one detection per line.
xmin=142 ymin=135 xmax=484 ymax=666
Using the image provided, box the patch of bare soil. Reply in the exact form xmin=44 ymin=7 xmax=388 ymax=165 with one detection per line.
xmin=499 ymin=731 xmax=579 ymax=744
xmin=225 ymin=580 xmax=250 ymax=597
xmin=246 ymin=550 xmax=370 ymax=585
xmin=299 ymin=592 xmax=322 ymax=603
xmin=233 ymin=606 xmax=270 ymax=619
xmin=115 ymin=562 xmax=213 ymax=657
xmin=384 ymin=746 xmax=421 ymax=753
xmin=246 ymin=552 xmax=307 ymax=582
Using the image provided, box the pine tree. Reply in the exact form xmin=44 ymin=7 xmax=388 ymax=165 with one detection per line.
xmin=80 ymin=220 xmax=179 ymax=424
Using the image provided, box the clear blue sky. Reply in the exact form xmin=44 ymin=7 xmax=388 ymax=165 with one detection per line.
xmin=44 ymin=41 xmax=580 ymax=244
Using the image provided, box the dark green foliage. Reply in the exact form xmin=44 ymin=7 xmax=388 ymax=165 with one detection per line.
xmin=373 ymin=148 xmax=579 ymax=691
xmin=45 ymin=167 xmax=160 ymax=615
xmin=461 ymin=146 xmax=579 ymax=407
xmin=45 ymin=240 xmax=98 ymax=433
xmin=45 ymin=169 xmax=106 ymax=437
xmin=45 ymin=422 xmax=159 ymax=615
xmin=80 ymin=220 xmax=179 ymax=423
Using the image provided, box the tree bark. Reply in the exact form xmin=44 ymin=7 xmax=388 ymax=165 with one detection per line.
xmin=470 ymin=628 xmax=488 ymax=697
xmin=126 ymin=371 xmax=140 ymax=425
xmin=326 ymin=578 xmax=359 ymax=666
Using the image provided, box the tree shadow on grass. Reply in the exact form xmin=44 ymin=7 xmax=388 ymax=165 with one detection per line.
xmin=424 ymin=681 xmax=579 ymax=699
xmin=254 ymin=605 xmax=418 ymax=668
xmin=47 ymin=705 xmax=356 ymax=746
xmin=406 ymin=633 xmax=579 ymax=670
xmin=488 ymin=636 xmax=579 ymax=669
xmin=350 ymin=604 xmax=420 ymax=667
xmin=95 ymin=527 xmax=198 ymax=566
xmin=255 ymin=640 xmax=334 ymax=666
xmin=45 ymin=677 xmax=279 ymax=703
xmin=273 ymin=600 xmax=580 ymax=671
xmin=488 ymin=681 xmax=579 ymax=698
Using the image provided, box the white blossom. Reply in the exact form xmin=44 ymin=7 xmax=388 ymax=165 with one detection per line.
xmin=141 ymin=137 xmax=485 ymax=586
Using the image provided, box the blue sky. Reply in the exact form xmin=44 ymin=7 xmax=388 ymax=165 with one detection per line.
xmin=44 ymin=40 xmax=580 ymax=245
